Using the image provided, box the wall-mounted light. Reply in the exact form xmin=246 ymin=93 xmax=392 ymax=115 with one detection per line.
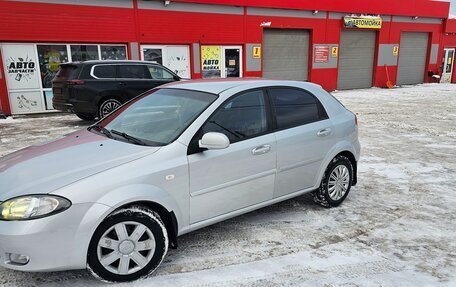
xmin=164 ymin=0 xmax=171 ymax=6
xmin=313 ymin=10 xmax=319 ymax=15
xmin=412 ymin=16 xmax=419 ymax=20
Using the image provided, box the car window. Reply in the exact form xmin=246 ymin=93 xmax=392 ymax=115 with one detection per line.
xmin=92 ymin=65 xmax=116 ymax=79
xmin=270 ymin=88 xmax=324 ymax=130
xmin=118 ymin=65 xmax=150 ymax=79
xmin=148 ymin=66 xmax=175 ymax=80
xmin=202 ymin=90 xmax=267 ymax=143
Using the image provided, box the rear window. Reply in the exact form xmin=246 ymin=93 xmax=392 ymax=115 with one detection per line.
xmin=93 ymin=65 xmax=116 ymax=79
xmin=118 ymin=65 xmax=150 ymax=79
xmin=55 ymin=65 xmax=80 ymax=80
xmin=270 ymin=88 xmax=327 ymax=130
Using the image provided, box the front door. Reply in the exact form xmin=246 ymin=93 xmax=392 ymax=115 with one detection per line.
xmin=188 ymin=89 xmax=276 ymax=223
xmin=441 ymin=48 xmax=455 ymax=83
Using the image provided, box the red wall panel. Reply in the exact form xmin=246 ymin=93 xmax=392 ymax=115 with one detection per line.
xmin=0 ymin=1 xmax=136 ymax=43
xmin=138 ymin=10 xmax=245 ymax=44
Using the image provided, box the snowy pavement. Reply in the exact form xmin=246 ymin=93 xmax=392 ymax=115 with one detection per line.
xmin=0 ymin=83 xmax=455 ymax=287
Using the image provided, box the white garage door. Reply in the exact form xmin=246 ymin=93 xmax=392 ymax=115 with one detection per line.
xmin=397 ymin=32 xmax=429 ymax=86
xmin=263 ymin=29 xmax=310 ymax=81
xmin=337 ymin=30 xmax=377 ymax=90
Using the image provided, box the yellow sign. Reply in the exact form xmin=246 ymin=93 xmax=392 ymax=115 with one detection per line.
xmin=201 ymin=46 xmax=222 ymax=78
xmin=393 ymin=46 xmax=399 ymax=56
xmin=331 ymin=46 xmax=339 ymax=58
xmin=253 ymin=46 xmax=261 ymax=58
xmin=344 ymin=16 xmax=382 ymax=29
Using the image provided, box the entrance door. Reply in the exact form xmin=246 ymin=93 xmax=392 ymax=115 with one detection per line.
xmin=441 ymin=48 xmax=455 ymax=83
xmin=201 ymin=45 xmax=243 ymax=79
xmin=222 ymin=47 xmax=242 ymax=78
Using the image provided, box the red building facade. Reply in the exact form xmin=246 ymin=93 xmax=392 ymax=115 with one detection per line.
xmin=0 ymin=0 xmax=454 ymax=115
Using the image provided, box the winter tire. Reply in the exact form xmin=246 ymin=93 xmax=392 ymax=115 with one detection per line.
xmin=87 ymin=207 xmax=169 ymax=283
xmin=313 ymin=155 xmax=353 ymax=208
xmin=75 ymin=113 xmax=95 ymax=121
xmin=98 ymin=98 xmax=121 ymax=119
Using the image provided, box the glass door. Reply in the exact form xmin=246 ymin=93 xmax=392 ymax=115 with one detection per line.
xmin=222 ymin=46 xmax=242 ymax=78
xmin=441 ymin=48 xmax=455 ymax=83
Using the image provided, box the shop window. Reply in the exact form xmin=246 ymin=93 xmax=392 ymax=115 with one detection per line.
xmin=143 ymin=48 xmax=163 ymax=65
xmin=70 ymin=45 xmax=99 ymax=61
xmin=101 ymin=45 xmax=127 ymax=60
xmin=37 ymin=45 xmax=69 ymax=89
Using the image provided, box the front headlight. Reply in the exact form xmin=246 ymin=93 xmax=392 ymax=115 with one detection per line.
xmin=0 ymin=195 xmax=71 ymax=221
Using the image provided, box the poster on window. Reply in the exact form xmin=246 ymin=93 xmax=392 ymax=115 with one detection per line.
xmin=2 ymin=44 xmax=41 ymax=90
xmin=201 ymin=46 xmax=221 ymax=79
xmin=165 ymin=46 xmax=190 ymax=78
xmin=9 ymin=91 xmax=44 ymax=114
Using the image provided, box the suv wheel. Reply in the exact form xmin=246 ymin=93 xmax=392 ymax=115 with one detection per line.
xmin=99 ymin=98 xmax=121 ymax=119
xmin=87 ymin=207 xmax=169 ymax=282
xmin=75 ymin=113 xmax=95 ymax=121
xmin=313 ymin=155 xmax=353 ymax=208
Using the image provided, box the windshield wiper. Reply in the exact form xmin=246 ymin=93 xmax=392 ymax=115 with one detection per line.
xmin=111 ymin=129 xmax=147 ymax=146
xmin=88 ymin=124 xmax=112 ymax=138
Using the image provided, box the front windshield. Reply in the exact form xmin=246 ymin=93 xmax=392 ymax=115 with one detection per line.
xmin=94 ymin=88 xmax=217 ymax=146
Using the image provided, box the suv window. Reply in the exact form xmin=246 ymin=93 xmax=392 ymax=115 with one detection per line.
xmin=270 ymin=88 xmax=326 ymax=130
xmin=118 ymin=65 xmax=150 ymax=79
xmin=148 ymin=66 xmax=175 ymax=80
xmin=93 ymin=65 xmax=116 ymax=79
xmin=202 ymin=90 xmax=267 ymax=143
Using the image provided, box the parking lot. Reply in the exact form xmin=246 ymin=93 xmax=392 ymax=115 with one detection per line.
xmin=0 ymin=83 xmax=455 ymax=287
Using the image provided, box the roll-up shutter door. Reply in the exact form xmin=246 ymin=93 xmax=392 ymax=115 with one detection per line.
xmin=263 ymin=29 xmax=310 ymax=81
xmin=337 ymin=30 xmax=377 ymax=90
xmin=397 ymin=32 xmax=429 ymax=86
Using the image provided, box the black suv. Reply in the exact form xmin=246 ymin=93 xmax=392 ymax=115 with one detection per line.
xmin=52 ymin=60 xmax=180 ymax=120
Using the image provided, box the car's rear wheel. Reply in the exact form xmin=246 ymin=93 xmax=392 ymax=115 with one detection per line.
xmin=313 ymin=155 xmax=353 ymax=208
xmin=87 ymin=207 xmax=168 ymax=282
xmin=75 ymin=113 xmax=95 ymax=121
xmin=98 ymin=98 xmax=121 ymax=119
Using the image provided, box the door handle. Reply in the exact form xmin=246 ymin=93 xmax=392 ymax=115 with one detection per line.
xmin=118 ymin=82 xmax=126 ymax=86
xmin=317 ymin=128 xmax=332 ymax=137
xmin=252 ymin=145 xmax=271 ymax=155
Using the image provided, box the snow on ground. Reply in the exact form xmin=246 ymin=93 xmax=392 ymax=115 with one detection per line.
xmin=0 ymin=83 xmax=455 ymax=287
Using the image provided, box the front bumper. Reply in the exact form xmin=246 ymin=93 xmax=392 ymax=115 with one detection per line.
xmin=0 ymin=202 xmax=111 ymax=272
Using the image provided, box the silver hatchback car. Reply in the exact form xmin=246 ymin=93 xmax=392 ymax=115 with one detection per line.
xmin=0 ymin=79 xmax=360 ymax=282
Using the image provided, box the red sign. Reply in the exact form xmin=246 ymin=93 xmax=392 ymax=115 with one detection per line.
xmin=314 ymin=45 xmax=329 ymax=63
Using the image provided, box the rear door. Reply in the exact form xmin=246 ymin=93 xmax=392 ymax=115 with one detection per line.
xmin=117 ymin=64 xmax=156 ymax=100
xmin=269 ymin=87 xmax=335 ymax=198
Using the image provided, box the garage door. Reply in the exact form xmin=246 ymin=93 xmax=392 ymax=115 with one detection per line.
xmin=337 ymin=30 xmax=377 ymax=90
xmin=263 ymin=29 xmax=310 ymax=81
xmin=397 ymin=32 xmax=429 ymax=86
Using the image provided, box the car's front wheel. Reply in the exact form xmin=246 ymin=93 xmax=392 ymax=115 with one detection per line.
xmin=87 ymin=207 xmax=169 ymax=282
xmin=313 ymin=155 xmax=353 ymax=208
xmin=98 ymin=98 xmax=121 ymax=119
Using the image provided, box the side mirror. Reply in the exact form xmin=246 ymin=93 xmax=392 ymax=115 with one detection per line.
xmin=174 ymin=75 xmax=181 ymax=81
xmin=199 ymin=132 xmax=230 ymax=150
